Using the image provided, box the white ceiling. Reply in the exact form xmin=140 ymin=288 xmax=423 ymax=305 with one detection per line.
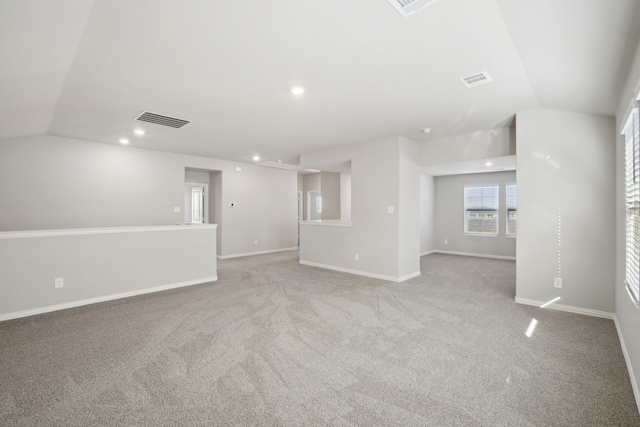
xmin=1 ymin=0 xmax=639 ymax=165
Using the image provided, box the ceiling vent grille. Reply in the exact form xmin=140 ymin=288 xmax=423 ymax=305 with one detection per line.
xmin=460 ymin=72 xmax=493 ymax=88
xmin=135 ymin=111 xmax=191 ymax=128
xmin=387 ymin=0 xmax=441 ymax=17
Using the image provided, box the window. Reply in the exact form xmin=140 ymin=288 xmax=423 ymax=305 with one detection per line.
xmin=464 ymin=186 xmax=499 ymax=235
xmin=506 ymin=184 xmax=517 ymax=237
xmin=624 ymin=107 xmax=640 ymax=302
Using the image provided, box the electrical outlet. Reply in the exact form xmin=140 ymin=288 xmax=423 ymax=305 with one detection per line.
xmin=354 ymin=253 xmax=359 ymax=261
xmin=554 ymin=277 xmax=563 ymax=288
xmin=254 ymin=240 xmax=258 ymax=246
xmin=54 ymin=277 xmax=64 ymax=289
xmin=444 ymin=239 xmax=448 ymax=245
xmin=173 ymin=206 xmax=181 ymax=213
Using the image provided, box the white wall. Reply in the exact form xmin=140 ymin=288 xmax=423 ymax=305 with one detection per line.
xmin=0 ymin=135 xmax=298 ymax=257
xmin=433 ymin=171 xmax=516 ymax=258
xmin=420 ymin=174 xmax=435 ymax=255
xmin=615 ymin=31 xmax=640 ymax=409
xmin=516 ymin=109 xmax=615 ymax=314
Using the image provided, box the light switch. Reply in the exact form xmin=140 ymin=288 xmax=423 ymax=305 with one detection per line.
xmin=387 ymin=206 xmax=395 ymax=214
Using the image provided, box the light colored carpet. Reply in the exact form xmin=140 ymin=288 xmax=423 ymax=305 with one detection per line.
xmin=1 ymin=252 xmax=638 ymax=426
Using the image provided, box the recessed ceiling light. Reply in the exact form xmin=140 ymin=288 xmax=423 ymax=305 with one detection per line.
xmin=134 ymin=129 xmax=145 ymax=136
xmin=485 ymin=161 xmax=493 ymax=167
xmin=253 ymin=155 xmax=260 ymax=161
xmin=119 ymin=138 xmax=130 ymax=145
xmin=291 ymin=86 xmax=305 ymax=95
xmin=421 ymin=128 xmax=432 ymax=134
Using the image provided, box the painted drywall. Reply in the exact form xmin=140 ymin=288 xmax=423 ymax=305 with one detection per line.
xmin=433 ymin=171 xmax=516 ymax=258
xmin=299 ymin=136 xmax=420 ymax=281
xmin=398 ymin=137 xmax=420 ymax=278
xmin=185 ymin=169 xmax=210 ymax=184
xmin=615 ymin=31 xmax=640 ymax=410
xmin=210 ymin=171 xmax=223 ymax=255
xmin=302 ymin=173 xmax=320 ymax=220
xmin=516 ymin=109 xmax=615 ymax=313
xmin=417 ymin=127 xmax=515 ymax=166
xmin=0 ymin=225 xmax=217 ymax=320
xmin=420 ymin=174 xmax=435 ymax=255
xmin=320 ymin=171 xmax=340 ymax=220
xmin=0 ymin=135 xmax=297 ymax=257
xmin=340 ymin=168 xmax=352 ymax=222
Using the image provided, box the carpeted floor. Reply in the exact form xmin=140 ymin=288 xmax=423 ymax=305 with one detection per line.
xmin=1 ymin=252 xmax=638 ymax=426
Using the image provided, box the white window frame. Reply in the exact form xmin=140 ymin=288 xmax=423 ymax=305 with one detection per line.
xmin=506 ymin=184 xmax=517 ymax=238
xmin=464 ymin=185 xmax=499 ymax=236
xmin=624 ymin=106 xmax=640 ymax=305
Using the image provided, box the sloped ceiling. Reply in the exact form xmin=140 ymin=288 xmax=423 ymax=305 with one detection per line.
xmin=1 ymin=0 xmax=639 ymax=164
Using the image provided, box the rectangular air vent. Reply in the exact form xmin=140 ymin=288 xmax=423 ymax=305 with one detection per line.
xmin=387 ymin=0 xmax=441 ymax=17
xmin=461 ymin=72 xmax=493 ymax=88
xmin=135 ymin=111 xmax=190 ymax=128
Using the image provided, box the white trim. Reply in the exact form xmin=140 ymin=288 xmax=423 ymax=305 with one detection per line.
xmin=218 ymin=247 xmax=298 ymax=260
xmin=420 ymin=250 xmax=436 ymax=256
xmin=398 ymin=271 xmax=421 ymax=282
xmin=0 ymin=224 xmax=218 ymax=240
xmin=614 ymin=315 xmax=640 ymax=413
xmin=299 ymin=260 xmax=420 ymax=283
xmin=433 ymin=250 xmax=515 ymax=261
xmin=515 ymin=297 xmax=614 ymax=319
xmin=0 ymin=276 xmax=218 ymax=322
xmin=299 ymin=221 xmax=352 ymax=227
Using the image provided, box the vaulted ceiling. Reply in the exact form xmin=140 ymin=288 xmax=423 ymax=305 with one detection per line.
xmin=1 ymin=0 xmax=639 ymax=164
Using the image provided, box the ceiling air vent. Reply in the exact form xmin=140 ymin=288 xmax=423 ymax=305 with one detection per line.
xmin=387 ymin=0 xmax=441 ymax=17
xmin=135 ymin=111 xmax=191 ymax=129
xmin=461 ymin=72 xmax=493 ymax=88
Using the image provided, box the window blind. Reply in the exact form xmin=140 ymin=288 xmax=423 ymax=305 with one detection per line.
xmin=624 ymin=107 xmax=640 ymax=302
xmin=506 ymin=185 xmax=517 ymax=237
xmin=464 ymin=186 xmax=499 ymax=235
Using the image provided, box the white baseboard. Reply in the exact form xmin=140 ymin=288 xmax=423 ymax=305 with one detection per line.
xmin=0 ymin=276 xmax=218 ymax=322
xmin=218 ymin=247 xmax=298 ymax=260
xmin=614 ymin=315 xmax=640 ymax=414
xmin=432 ymin=250 xmax=516 ymax=261
xmin=299 ymin=260 xmax=420 ymax=283
xmin=420 ymin=250 xmax=436 ymax=256
xmin=515 ymin=297 xmax=614 ymax=319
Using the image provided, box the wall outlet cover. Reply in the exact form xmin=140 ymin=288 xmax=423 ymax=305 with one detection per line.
xmin=554 ymin=277 xmax=563 ymax=288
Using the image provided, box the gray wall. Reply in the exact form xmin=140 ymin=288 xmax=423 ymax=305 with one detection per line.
xmin=516 ymin=109 xmax=615 ymax=313
xmin=417 ymin=127 xmax=515 ymax=166
xmin=302 ymin=173 xmax=320 ymax=220
xmin=299 ymin=136 xmax=420 ymax=281
xmin=434 ymin=171 xmax=516 ymax=258
xmin=0 ymin=225 xmax=218 ymax=319
xmin=420 ymin=174 xmax=435 ymax=255
xmin=320 ymin=171 xmax=340 ymax=220
xmin=340 ymin=168 xmax=352 ymax=222
xmin=0 ymin=135 xmax=298 ymax=257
